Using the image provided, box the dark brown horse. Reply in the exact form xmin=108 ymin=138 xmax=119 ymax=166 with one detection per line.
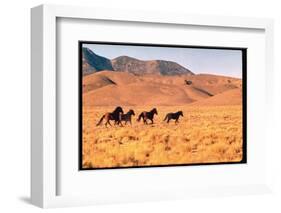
xmin=137 ymin=108 xmax=158 ymax=124
xmin=96 ymin=106 xmax=124 ymax=127
xmin=163 ymin=111 xmax=183 ymax=124
xmin=120 ymin=109 xmax=135 ymax=125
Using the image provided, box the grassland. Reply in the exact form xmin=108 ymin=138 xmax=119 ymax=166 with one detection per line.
xmin=82 ymin=105 xmax=243 ymax=169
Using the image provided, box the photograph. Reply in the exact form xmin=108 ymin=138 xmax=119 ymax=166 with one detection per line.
xmin=79 ymin=42 xmax=246 ymax=169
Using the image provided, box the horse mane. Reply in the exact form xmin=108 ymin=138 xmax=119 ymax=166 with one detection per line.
xmin=113 ymin=106 xmax=123 ymax=113
xmin=151 ymin=108 xmax=157 ymax=113
xmin=129 ymin=109 xmax=135 ymax=115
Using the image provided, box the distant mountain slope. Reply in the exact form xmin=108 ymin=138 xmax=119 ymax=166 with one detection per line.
xmin=82 ymin=47 xmax=114 ymax=75
xmin=111 ymin=56 xmax=194 ymax=76
xmin=82 ymin=47 xmax=194 ymax=76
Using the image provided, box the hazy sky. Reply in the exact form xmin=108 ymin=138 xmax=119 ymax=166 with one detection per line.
xmin=83 ymin=43 xmax=243 ymax=78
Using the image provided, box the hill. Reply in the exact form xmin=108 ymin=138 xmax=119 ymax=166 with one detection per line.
xmin=82 ymin=71 xmax=242 ymax=106
xmin=82 ymin=48 xmax=114 ymax=75
xmin=111 ymin=56 xmax=194 ymax=76
xmin=82 ymin=47 xmax=194 ymax=76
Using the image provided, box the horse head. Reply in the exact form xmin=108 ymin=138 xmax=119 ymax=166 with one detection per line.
xmin=179 ymin=111 xmax=183 ymax=117
xmin=152 ymin=108 xmax=158 ymax=115
xmin=115 ymin=106 xmax=124 ymax=114
xmin=129 ymin=109 xmax=135 ymax=116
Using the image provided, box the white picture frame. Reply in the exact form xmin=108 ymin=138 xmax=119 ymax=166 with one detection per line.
xmin=31 ymin=4 xmax=274 ymax=208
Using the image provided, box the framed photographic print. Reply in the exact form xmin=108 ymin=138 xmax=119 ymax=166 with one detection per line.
xmin=79 ymin=41 xmax=247 ymax=170
xmin=31 ymin=4 xmax=274 ymax=208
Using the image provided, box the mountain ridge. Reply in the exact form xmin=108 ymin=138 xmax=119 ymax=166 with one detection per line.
xmin=82 ymin=47 xmax=194 ymax=76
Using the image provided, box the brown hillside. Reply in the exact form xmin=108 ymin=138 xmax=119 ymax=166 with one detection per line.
xmin=83 ymin=71 xmax=139 ymax=92
xmin=190 ymin=88 xmax=242 ymax=106
xmin=83 ymin=71 xmax=242 ymax=106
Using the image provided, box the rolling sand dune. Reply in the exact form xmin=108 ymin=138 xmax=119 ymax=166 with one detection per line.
xmin=82 ymin=70 xmax=139 ymax=92
xmin=84 ymin=82 xmax=194 ymax=106
xmin=191 ymin=88 xmax=242 ymax=106
xmin=83 ymin=71 xmax=242 ymax=106
xmin=180 ymin=74 xmax=242 ymax=95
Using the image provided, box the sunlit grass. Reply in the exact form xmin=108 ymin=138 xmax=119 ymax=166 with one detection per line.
xmin=82 ymin=105 xmax=243 ymax=168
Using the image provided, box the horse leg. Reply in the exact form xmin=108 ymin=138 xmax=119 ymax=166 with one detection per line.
xmin=145 ymin=119 xmax=148 ymax=125
xmin=115 ymin=120 xmax=121 ymax=126
xmin=167 ymin=118 xmax=170 ymax=123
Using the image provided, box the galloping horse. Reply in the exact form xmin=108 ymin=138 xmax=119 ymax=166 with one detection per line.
xmin=137 ymin=108 xmax=158 ymax=124
xmin=96 ymin=106 xmax=124 ymax=127
xmin=119 ymin=109 xmax=135 ymax=125
xmin=163 ymin=111 xmax=183 ymax=124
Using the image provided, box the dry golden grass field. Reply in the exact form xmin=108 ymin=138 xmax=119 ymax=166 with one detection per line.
xmin=82 ymin=105 xmax=243 ymax=169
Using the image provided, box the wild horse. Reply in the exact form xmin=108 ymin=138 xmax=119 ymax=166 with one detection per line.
xmin=163 ymin=111 xmax=183 ymax=124
xmin=120 ymin=109 xmax=135 ymax=125
xmin=96 ymin=106 xmax=124 ymax=127
xmin=137 ymin=108 xmax=158 ymax=124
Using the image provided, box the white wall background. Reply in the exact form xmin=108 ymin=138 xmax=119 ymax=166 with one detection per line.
xmin=0 ymin=0 xmax=280 ymax=212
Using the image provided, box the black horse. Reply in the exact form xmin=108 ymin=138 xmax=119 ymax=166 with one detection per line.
xmin=119 ymin=109 xmax=135 ymax=125
xmin=96 ymin=106 xmax=124 ymax=127
xmin=137 ymin=108 xmax=158 ymax=124
xmin=163 ymin=111 xmax=183 ymax=124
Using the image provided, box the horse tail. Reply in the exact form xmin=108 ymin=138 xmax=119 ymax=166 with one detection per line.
xmin=137 ymin=112 xmax=144 ymax=122
xmin=163 ymin=115 xmax=168 ymax=121
xmin=96 ymin=115 xmax=105 ymax=126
